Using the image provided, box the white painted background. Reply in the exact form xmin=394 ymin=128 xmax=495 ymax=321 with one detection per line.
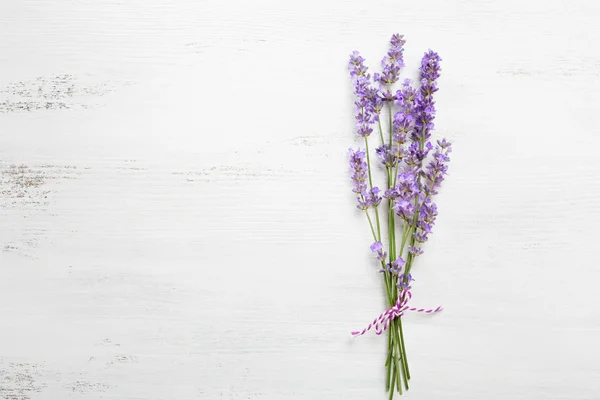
xmin=1 ymin=1 xmax=599 ymax=399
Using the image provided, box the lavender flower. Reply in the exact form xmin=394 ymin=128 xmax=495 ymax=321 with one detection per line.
xmin=396 ymin=79 xmax=418 ymax=109
xmin=408 ymin=246 xmax=423 ymax=257
xmin=405 ymin=141 xmax=433 ymax=172
xmin=390 ymin=170 xmax=421 ymax=221
xmin=395 ymin=170 xmax=420 ymax=199
xmin=348 ymin=148 xmax=371 ymax=210
xmin=376 ymin=145 xmax=395 ymax=167
xmin=391 ymin=257 xmax=406 ymax=273
xmin=387 ymin=34 xmax=407 ymax=65
xmin=394 ymin=79 xmax=418 ymax=141
xmin=390 ymin=146 xmax=407 ymax=165
xmin=374 ymin=34 xmax=406 ymax=99
xmin=424 ymin=139 xmax=452 ymax=195
xmin=414 ymin=199 xmax=438 ymax=243
xmin=383 ymin=187 xmax=399 ymax=200
xmin=413 ymin=50 xmax=442 ymax=144
xmin=378 ymin=256 xmax=406 ymax=275
xmin=348 ymin=51 xmax=369 ymax=78
xmin=349 ymin=148 xmax=368 ymax=194
xmin=349 ymin=149 xmax=382 ymax=210
xmin=397 ymin=273 xmax=414 ymax=290
xmin=393 ymin=199 xmax=415 ymax=221
xmin=356 ymin=120 xmax=374 ymax=137
xmin=348 ymin=52 xmax=381 ymax=137
xmin=370 ymin=241 xmax=387 ymax=262
xmin=356 ymin=196 xmax=371 ymax=210
xmin=369 ymin=187 xmax=383 ymax=207
xmin=420 ymin=50 xmax=442 ymax=84
xmin=353 ymin=79 xmax=377 ymax=137
xmin=437 ymin=138 xmax=451 ymax=148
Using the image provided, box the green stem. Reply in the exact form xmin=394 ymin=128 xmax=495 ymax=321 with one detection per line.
xmin=389 ymin=320 xmax=403 ymax=392
xmin=387 ymin=99 xmax=397 ymax=266
xmin=399 ymin=338 xmax=408 ymax=391
xmin=374 ymin=207 xmax=382 ymax=242
xmin=364 ymin=138 xmax=374 ymax=190
xmin=388 ymin=99 xmax=393 ymax=150
xmin=364 ymin=137 xmax=382 ymax=241
xmin=399 ymin=223 xmax=410 ymax=259
xmin=386 ymin=329 xmax=393 ymax=390
xmin=364 ymin=209 xmax=377 ymax=241
xmin=398 ymin=318 xmax=411 ymax=382
xmin=401 ymin=125 xmax=427 ymax=280
xmin=389 ymin=280 xmax=410 ymax=389
xmin=382 ymin=263 xmax=396 ymax=394
xmin=388 ymin=122 xmax=426 ymax=393
xmin=389 ymin=365 xmax=397 ymax=400
xmin=388 ymin=203 xmax=396 ymax=261
xmin=378 ymin=119 xmax=385 ymax=146
xmin=386 ymin=95 xmax=409 ymax=397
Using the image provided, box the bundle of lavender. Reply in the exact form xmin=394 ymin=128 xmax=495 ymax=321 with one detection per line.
xmin=347 ymin=34 xmax=452 ymax=397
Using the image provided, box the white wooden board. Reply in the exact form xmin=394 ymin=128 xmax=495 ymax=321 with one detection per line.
xmin=1 ymin=1 xmax=600 ymax=398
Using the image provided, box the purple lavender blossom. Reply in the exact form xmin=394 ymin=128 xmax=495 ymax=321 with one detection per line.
xmin=378 ymin=256 xmax=406 ymax=275
xmin=396 ymin=79 xmax=418 ymax=109
xmin=420 ymin=199 xmax=438 ymax=225
xmin=395 ymin=170 xmax=420 ymax=199
xmin=408 ymin=246 xmax=424 ymax=257
xmin=376 ymin=145 xmax=395 ymax=167
xmin=356 ymin=121 xmax=374 ymax=137
xmin=390 ymin=146 xmax=407 ymax=165
xmin=397 ymin=273 xmax=414 ymax=290
xmin=349 ymin=148 xmax=368 ymax=194
xmin=383 ymin=187 xmax=399 ymax=200
xmin=424 ymin=139 xmax=452 ymax=195
xmin=349 ymin=148 xmax=371 ymax=210
xmin=374 ymin=34 xmax=406 ymax=99
xmin=420 ymin=50 xmax=442 ymax=84
xmin=414 ymin=199 xmax=438 ymax=243
xmin=356 ymin=197 xmax=371 ymax=210
xmin=394 ymin=79 xmax=418 ymax=140
xmin=391 ymin=257 xmax=406 ymax=272
xmin=353 ymin=79 xmax=377 ymax=137
xmin=389 ymin=170 xmax=421 ymax=221
xmin=413 ymin=50 xmax=442 ymax=144
xmin=349 ymin=149 xmax=382 ymax=210
xmin=437 ymin=138 xmax=451 ymax=149
xmin=393 ymin=199 xmax=414 ymax=220
xmin=348 ymin=51 xmax=377 ymax=137
xmin=369 ymin=187 xmax=383 ymax=207
xmin=363 ymin=92 xmax=384 ymax=123
xmin=370 ymin=241 xmax=387 ymax=262
xmin=349 ymin=51 xmax=382 ymax=137
xmin=392 ymin=115 xmax=410 ymax=146
xmin=348 ymin=51 xmax=369 ymax=78
xmin=405 ymin=141 xmax=433 ymax=172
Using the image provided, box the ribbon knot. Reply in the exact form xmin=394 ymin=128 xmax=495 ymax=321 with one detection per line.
xmin=351 ymin=289 xmax=442 ymax=337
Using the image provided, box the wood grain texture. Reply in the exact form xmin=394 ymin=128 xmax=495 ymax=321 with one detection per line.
xmin=1 ymin=0 xmax=600 ymax=398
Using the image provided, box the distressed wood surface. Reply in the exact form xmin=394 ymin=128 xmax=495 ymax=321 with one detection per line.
xmin=1 ymin=1 xmax=600 ymax=399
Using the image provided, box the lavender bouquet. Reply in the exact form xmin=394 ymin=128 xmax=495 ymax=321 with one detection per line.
xmin=347 ymin=34 xmax=452 ymax=397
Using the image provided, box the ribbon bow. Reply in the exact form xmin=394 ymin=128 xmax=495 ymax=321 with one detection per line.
xmin=351 ymin=289 xmax=442 ymax=337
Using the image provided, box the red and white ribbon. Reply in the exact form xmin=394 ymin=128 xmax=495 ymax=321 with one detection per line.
xmin=351 ymin=290 xmax=442 ymax=337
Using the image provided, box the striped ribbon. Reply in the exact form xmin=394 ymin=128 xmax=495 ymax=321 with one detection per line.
xmin=351 ymin=290 xmax=442 ymax=337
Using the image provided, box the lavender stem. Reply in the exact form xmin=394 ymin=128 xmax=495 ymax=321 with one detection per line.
xmin=364 ymin=137 xmax=382 ymax=240
xmin=378 ymin=119 xmax=385 ymax=146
